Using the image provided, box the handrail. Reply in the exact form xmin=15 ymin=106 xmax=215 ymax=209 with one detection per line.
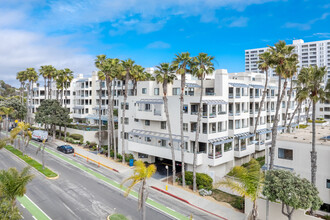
xmin=73 ymin=152 xmax=119 ymax=173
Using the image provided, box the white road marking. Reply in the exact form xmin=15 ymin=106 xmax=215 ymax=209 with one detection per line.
xmin=21 ymin=204 xmax=26 ymax=209
xmin=24 ymin=195 xmax=52 ymax=220
xmin=32 ymin=216 xmax=37 ymax=220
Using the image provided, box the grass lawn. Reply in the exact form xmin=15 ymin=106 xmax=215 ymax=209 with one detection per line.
xmin=211 ymin=189 xmax=244 ymax=211
xmin=5 ymin=145 xmax=58 ymax=178
xmin=109 ymin=214 xmax=128 ymax=220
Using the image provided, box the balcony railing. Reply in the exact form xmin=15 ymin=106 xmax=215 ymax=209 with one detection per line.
xmin=208 ymin=152 xmax=222 ymax=159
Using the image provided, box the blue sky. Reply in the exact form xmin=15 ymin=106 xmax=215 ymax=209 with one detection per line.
xmin=0 ymin=0 xmax=329 ymax=85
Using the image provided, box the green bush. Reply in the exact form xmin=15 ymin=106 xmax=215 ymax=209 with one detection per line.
xmin=69 ymin=133 xmax=84 ymax=141
xmin=322 ymin=215 xmax=330 ymax=220
xmin=89 ymin=142 xmax=97 ymax=147
xmin=125 ymin=154 xmax=134 ymax=162
xmin=308 ymin=119 xmax=326 ymax=123
xmin=184 ymin=171 xmax=213 ymax=190
xmin=299 ymin=124 xmax=309 ymax=129
xmin=109 ymin=213 xmax=128 ymax=220
xmin=55 ymin=130 xmax=65 ymax=137
xmin=232 ymin=197 xmax=244 ymax=210
xmin=116 ymin=153 xmax=123 ymax=161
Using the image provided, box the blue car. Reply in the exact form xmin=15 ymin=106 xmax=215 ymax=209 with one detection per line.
xmin=57 ymin=145 xmax=75 ymax=154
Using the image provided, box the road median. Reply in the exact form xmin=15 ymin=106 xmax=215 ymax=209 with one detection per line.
xmin=4 ymin=145 xmax=58 ymax=179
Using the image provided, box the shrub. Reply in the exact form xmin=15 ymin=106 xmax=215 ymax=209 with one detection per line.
xmin=89 ymin=142 xmax=97 ymax=147
xmin=184 ymin=171 xmax=213 ymax=190
xmin=125 ymin=153 xmax=134 ymax=162
xmin=70 ymin=133 xmax=84 ymax=141
xmin=116 ymin=153 xmax=123 ymax=161
xmin=232 ymin=197 xmax=244 ymax=210
xmin=323 ymin=215 xmax=330 ymax=220
xmin=299 ymin=124 xmax=309 ymax=129
xmin=110 ymin=213 xmax=128 ymax=220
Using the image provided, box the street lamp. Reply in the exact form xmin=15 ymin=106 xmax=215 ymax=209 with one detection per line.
xmin=165 ymin=165 xmax=169 ymax=191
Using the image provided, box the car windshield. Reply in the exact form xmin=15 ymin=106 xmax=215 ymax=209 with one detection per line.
xmin=63 ymin=146 xmax=72 ymax=149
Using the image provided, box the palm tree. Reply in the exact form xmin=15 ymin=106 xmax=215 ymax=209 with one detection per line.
xmin=16 ymin=71 xmax=27 ymax=104
xmin=305 ymin=66 xmax=330 ymax=187
xmin=155 ymin=63 xmax=177 ymax=184
xmin=121 ymin=59 xmax=136 ymax=164
xmin=215 ymin=159 xmax=264 ymax=220
xmin=39 ymin=65 xmax=55 ymax=100
xmin=10 ymin=122 xmax=32 ymax=155
xmin=254 ymin=52 xmax=272 ymax=134
xmin=97 ymin=71 xmax=106 ymax=152
xmin=36 ymin=139 xmax=47 ymax=169
xmin=63 ymin=68 xmax=73 ymax=140
xmin=191 ymin=53 xmax=215 ymax=192
xmin=0 ymin=166 xmax=34 ymax=211
xmin=121 ymin=160 xmax=156 ymax=220
xmin=0 ymin=107 xmax=15 ymax=137
xmin=268 ymin=41 xmax=298 ymax=170
xmin=172 ymin=52 xmax=192 ymax=188
xmin=25 ymin=68 xmax=39 ymax=123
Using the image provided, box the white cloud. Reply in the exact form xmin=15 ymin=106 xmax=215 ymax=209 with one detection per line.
xmin=228 ymin=17 xmax=249 ymax=27
xmin=0 ymin=29 xmax=95 ymax=85
xmin=147 ymin=41 xmax=171 ymax=49
xmin=283 ymin=13 xmax=329 ymax=31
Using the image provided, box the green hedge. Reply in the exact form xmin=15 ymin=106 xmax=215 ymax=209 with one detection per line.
xmin=4 ymin=145 xmax=58 ymax=178
xmin=109 ymin=214 xmax=128 ymax=220
xmin=69 ymin=133 xmax=83 ymax=141
xmin=184 ymin=171 xmax=213 ymax=190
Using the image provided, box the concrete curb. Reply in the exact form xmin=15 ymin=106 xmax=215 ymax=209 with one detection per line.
xmin=151 ymin=186 xmax=227 ymax=220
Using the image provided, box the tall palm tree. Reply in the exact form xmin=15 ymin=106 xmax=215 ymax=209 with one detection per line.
xmin=268 ymin=41 xmax=297 ymax=170
xmin=63 ymin=68 xmax=73 ymax=140
xmin=305 ymin=66 xmax=330 ymax=187
xmin=25 ymin=68 xmax=39 ymax=123
xmin=10 ymin=122 xmax=32 ymax=155
xmin=172 ymin=52 xmax=192 ymax=188
xmin=0 ymin=167 xmax=34 ymax=211
xmin=155 ymin=63 xmax=177 ymax=184
xmin=254 ymin=52 xmax=272 ymax=134
xmin=121 ymin=160 xmax=156 ymax=220
xmin=0 ymin=107 xmax=15 ymax=137
xmin=121 ymin=59 xmax=135 ymax=164
xmin=216 ymin=159 xmax=264 ymax=220
xmin=191 ymin=53 xmax=215 ymax=192
xmin=39 ymin=65 xmax=55 ymax=100
xmin=97 ymin=71 xmax=106 ymax=152
xmin=283 ymin=59 xmax=299 ymax=128
xmin=16 ymin=71 xmax=27 ymax=104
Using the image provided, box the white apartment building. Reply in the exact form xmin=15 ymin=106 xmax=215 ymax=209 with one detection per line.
xmin=117 ymin=69 xmax=308 ymax=181
xmin=245 ymin=39 xmax=330 ymax=79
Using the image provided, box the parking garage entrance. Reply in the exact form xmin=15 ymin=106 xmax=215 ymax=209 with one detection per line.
xmin=153 ymin=157 xmax=182 ymax=180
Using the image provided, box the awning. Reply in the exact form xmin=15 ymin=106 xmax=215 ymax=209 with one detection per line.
xmin=128 ymin=129 xmax=188 ymax=142
xmin=136 ymin=99 xmax=163 ymax=104
xmin=209 ymin=136 xmax=233 ymax=145
xmin=73 ymin=106 xmax=84 ymax=110
xmin=92 ymin=106 xmax=107 ymax=110
xmin=76 ymin=79 xmax=88 ymax=83
xmin=277 ymin=126 xmax=286 ymax=130
xmin=250 ymin=84 xmax=264 ymax=89
xmin=202 ymin=100 xmax=227 ymax=105
xmin=256 ymin=128 xmax=272 ymax=134
xmin=234 ymin=132 xmax=255 ymax=140
xmin=229 ymin=83 xmax=249 ymax=88
xmin=185 ymin=83 xmax=200 ymax=88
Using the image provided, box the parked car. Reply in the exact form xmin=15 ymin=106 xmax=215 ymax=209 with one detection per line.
xmin=32 ymin=130 xmax=48 ymax=142
xmin=57 ymin=145 xmax=75 ymax=154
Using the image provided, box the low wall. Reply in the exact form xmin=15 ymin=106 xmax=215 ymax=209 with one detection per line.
xmin=245 ymin=198 xmax=320 ymax=220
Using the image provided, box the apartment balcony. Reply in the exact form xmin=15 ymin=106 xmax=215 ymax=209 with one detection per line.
xmin=72 ymin=113 xmax=87 ymax=119
xmin=234 ymin=143 xmax=255 ymax=158
xmin=127 ymin=141 xmax=204 ymax=165
xmin=208 ymin=150 xmax=234 ymax=166
xmin=255 ymin=141 xmax=266 ymax=151
xmin=136 ymin=109 xmax=166 ymax=121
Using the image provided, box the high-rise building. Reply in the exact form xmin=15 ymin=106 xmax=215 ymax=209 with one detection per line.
xmin=245 ymin=39 xmax=330 ymax=80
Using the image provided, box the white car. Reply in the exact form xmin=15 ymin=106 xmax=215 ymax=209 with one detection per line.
xmin=32 ymin=130 xmax=48 ymax=142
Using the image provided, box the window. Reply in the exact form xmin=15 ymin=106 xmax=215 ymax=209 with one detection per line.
xmin=224 ymin=142 xmax=232 ymax=152
xmin=154 ymin=88 xmax=159 ymax=95
xmin=235 ymin=120 xmax=240 ymax=129
xmin=145 ymin=104 xmax=151 ymax=111
xmin=161 ymin=121 xmax=166 ymax=129
xmin=172 ymin=88 xmax=180 ymax=95
xmin=121 ymin=102 xmax=129 ymax=110
xmin=124 ymin=117 xmax=129 ymax=125
xmin=142 ymin=88 xmax=147 ymax=94
xmin=327 ymin=179 xmax=330 ymax=189
xmin=138 ymin=153 xmax=148 ymax=158
xmin=160 ymin=139 xmax=167 ymax=147
xmin=278 ymin=148 xmax=293 ymax=160
xmin=145 ymin=137 xmax=152 ymax=142
xmin=183 ymin=105 xmax=188 ymax=113
xmin=145 ymin=120 xmax=150 ymax=126
xmin=229 ymin=120 xmax=233 ymax=129
xmin=134 ymin=118 xmax=139 ymax=122
xmin=183 ymin=123 xmax=188 ymax=132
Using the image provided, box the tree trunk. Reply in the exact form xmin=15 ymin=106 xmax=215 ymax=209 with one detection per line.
xmin=52 ymin=124 xmax=56 ymax=142
xmin=42 ymin=143 xmax=45 ymax=169
xmin=49 ymin=78 xmax=52 ymax=100
xmin=6 ymin=115 xmax=9 ymax=138
xmin=306 ymin=100 xmax=311 ymax=125
xmin=270 ymin=76 xmax=286 ymax=169
xmin=311 ymin=100 xmax=317 ymax=186
xmin=180 ymin=72 xmax=186 ymax=187
xmin=254 ymin=69 xmax=269 ymax=134
xmin=297 ymin=103 xmax=302 ymax=128
xmin=26 ymin=82 xmax=30 ymax=123
xmin=64 ymin=85 xmax=68 ymax=140
xmin=142 ymin=180 xmax=147 ymax=220
xmin=44 ymin=78 xmax=47 ymax=100
xmin=106 ymin=78 xmax=113 ymax=159
xmin=111 ymin=81 xmax=117 ymax=159
xmin=98 ymin=80 xmax=102 ymax=153
xmin=283 ymin=78 xmax=293 ymax=128
xmin=163 ymin=81 xmax=176 ymax=184
xmin=121 ymin=73 xmax=129 ymax=164
xmin=287 ymin=102 xmax=300 ymax=132
xmin=193 ymin=77 xmax=204 ymax=192
xmin=251 ymin=200 xmax=258 ymax=220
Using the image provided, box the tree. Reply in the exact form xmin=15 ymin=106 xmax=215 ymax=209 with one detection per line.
xmin=0 ymin=97 xmax=27 ymax=121
xmin=216 ymin=159 xmax=263 ymax=220
xmin=16 ymin=71 xmax=27 ymax=105
xmin=155 ymin=63 xmax=177 ymax=184
xmin=121 ymin=160 xmax=156 ymax=220
xmin=36 ymin=139 xmax=47 ymax=169
xmin=0 ymin=198 xmax=21 ymax=220
xmin=25 ymin=68 xmax=39 ymax=123
xmin=34 ymin=99 xmax=70 ymax=142
xmin=10 ymin=122 xmax=32 ymax=155
xmin=268 ymin=41 xmax=298 ymax=170
xmin=39 ymin=65 xmax=56 ymax=100
xmin=0 ymin=107 xmax=15 ymax=137
xmin=263 ymin=169 xmax=322 ymax=220
xmin=0 ymin=167 xmax=34 ymax=212
xmin=172 ymin=52 xmax=192 ymax=188
xmin=121 ymin=59 xmax=136 ymax=163
xmin=0 ymin=80 xmax=16 ymax=97
xmin=63 ymin=68 xmax=74 ymax=140
xmin=304 ymin=66 xmax=330 ymax=189
xmin=254 ymin=52 xmax=272 ymax=134
xmin=97 ymin=71 xmax=106 ymax=153
xmin=191 ymin=53 xmax=215 ymax=192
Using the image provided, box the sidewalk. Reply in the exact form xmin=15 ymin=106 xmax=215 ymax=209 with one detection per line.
xmin=52 ymin=139 xmax=246 ymax=220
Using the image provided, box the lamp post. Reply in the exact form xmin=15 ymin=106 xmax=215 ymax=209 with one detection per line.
xmin=165 ymin=165 xmax=168 ymax=191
